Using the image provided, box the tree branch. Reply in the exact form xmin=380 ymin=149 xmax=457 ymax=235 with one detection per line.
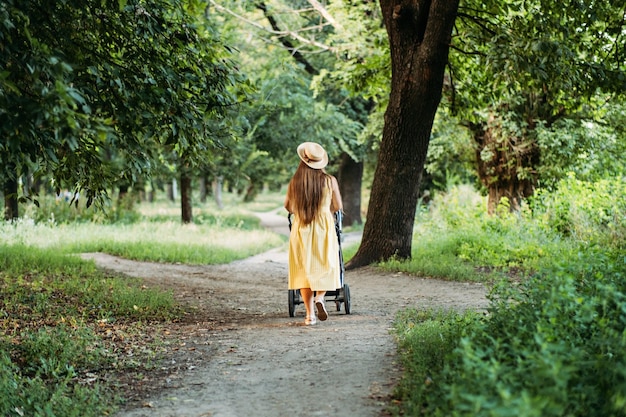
xmin=209 ymin=0 xmax=337 ymax=55
xmin=307 ymin=0 xmax=344 ymax=31
xmin=255 ymin=2 xmax=319 ymax=75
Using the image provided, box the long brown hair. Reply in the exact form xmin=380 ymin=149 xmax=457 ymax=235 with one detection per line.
xmin=287 ymin=161 xmax=331 ymax=225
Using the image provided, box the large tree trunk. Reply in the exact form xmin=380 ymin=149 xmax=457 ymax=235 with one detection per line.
xmin=347 ymin=0 xmax=459 ymax=268
xmin=181 ymin=171 xmax=193 ymax=224
xmin=337 ymin=152 xmax=363 ymax=226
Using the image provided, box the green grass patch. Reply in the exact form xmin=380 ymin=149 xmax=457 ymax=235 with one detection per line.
xmin=0 ymin=244 xmax=182 ymax=415
xmin=1 ymin=245 xmax=179 ymax=322
xmin=378 ymin=185 xmax=583 ymax=282
xmin=389 ymin=309 xmax=481 ymax=416
xmin=381 ymin=234 xmax=485 ymax=282
xmin=1 ymin=219 xmax=285 ymax=265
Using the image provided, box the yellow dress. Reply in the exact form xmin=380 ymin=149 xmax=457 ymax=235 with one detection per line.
xmin=288 ymin=183 xmax=341 ymax=291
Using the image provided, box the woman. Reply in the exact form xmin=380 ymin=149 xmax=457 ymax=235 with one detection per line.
xmin=284 ymin=142 xmax=343 ymax=326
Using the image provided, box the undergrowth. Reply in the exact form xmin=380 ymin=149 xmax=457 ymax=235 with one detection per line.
xmin=0 ymin=245 xmax=181 ymax=416
xmin=390 ymin=177 xmax=626 ymax=416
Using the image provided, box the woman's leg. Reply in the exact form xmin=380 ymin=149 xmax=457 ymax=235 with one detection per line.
xmin=300 ymin=288 xmax=315 ymax=324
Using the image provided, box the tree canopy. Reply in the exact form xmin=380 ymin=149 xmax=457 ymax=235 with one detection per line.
xmin=0 ymin=0 xmax=242 ymax=212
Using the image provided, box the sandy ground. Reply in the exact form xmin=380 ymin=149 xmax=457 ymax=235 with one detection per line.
xmin=82 ymin=211 xmax=488 ymax=417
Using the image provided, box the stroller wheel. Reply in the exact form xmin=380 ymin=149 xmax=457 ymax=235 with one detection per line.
xmin=343 ymin=283 xmax=351 ymax=314
xmin=288 ymin=290 xmax=297 ymax=317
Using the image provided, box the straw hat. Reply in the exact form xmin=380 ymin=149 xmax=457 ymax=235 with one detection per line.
xmin=297 ymin=142 xmax=328 ymax=169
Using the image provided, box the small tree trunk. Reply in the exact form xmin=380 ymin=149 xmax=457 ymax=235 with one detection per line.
xmin=4 ymin=175 xmax=18 ymax=221
xmin=213 ymin=176 xmax=224 ymax=210
xmin=181 ymin=171 xmax=193 ymax=224
xmin=199 ymin=175 xmax=208 ymax=203
xmin=243 ymin=180 xmax=259 ymax=202
xmin=337 ymin=152 xmax=363 ymax=226
xmin=471 ymin=119 xmax=539 ymax=215
xmin=166 ymin=181 xmax=174 ymax=201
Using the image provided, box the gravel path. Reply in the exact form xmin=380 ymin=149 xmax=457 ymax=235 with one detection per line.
xmin=83 ymin=211 xmax=488 ymax=417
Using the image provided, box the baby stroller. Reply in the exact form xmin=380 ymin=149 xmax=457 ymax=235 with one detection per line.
xmin=287 ymin=211 xmax=351 ymax=317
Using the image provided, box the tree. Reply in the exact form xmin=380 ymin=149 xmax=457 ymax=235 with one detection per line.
xmin=0 ymin=0 xmax=241 ymax=220
xmin=347 ymin=0 xmax=460 ymax=268
xmin=210 ymin=0 xmax=370 ymax=225
xmin=449 ymin=0 xmax=626 ymax=213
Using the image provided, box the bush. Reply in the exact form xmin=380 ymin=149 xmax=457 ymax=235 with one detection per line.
xmin=390 ymin=309 xmax=481 ymax=416
xmin=391 ymin=180 xmax=626 ymax=416
xmin=392 ymin=251 xmax=626 ymax=417
xmin=532 ymin=175 xmax=626 ymax=248
xmin=440 ymin=251 xmax=626 ymax=416
xmin=21 ymin=195 xmax=140 ymax=224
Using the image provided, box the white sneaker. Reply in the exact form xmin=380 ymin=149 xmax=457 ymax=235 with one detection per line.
xmin=315 ymin=301 xmax=328 ymax=321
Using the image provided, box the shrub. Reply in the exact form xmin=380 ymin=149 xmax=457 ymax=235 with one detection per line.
xmin=439 ymin=251 xmax=626 ymax=416
xmin=532 ymin=175 xmax=626 ymax=248
xmin=21 ymin=195 xmax=140 ymax=225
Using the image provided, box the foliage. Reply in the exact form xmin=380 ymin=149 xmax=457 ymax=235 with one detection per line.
xmin=424 ymin=108 xmax=478 ymax=193
xmin=0 ymin=0 xmax=243 ymax=207
xmin=389 ymin=309 xmax=481 ymax=416
xmin=453 ymin=0 xmax=626 ymax=122
xmin=531 ymin=175 xmax=626 ymax=248
xmin=208 ymin=0 xmax=367 ymax=193
xmin=390 ymin=177 xmax=626 ymax=416
xmin=392 ymin=250 xmax=626 ymax=416
xmin=20 ymin=194 xmax=140 ymax=224
xmin=448 ymin=0 xmax=626 ymax=205
xmin=535 ymin=106 xmax=626 ymax=187
xmin=380 ymin=185 xmax=574 ymax=281
xmin=0 ymin=347 xmax=113 ymax=417
xmin=445 ymin=251 xmax=626 ymax=416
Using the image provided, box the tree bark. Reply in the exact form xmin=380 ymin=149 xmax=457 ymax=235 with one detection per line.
xmin=471 ymin=120 xmax=539 ymax=215
xmin=166 ymin=180 xmax=175 ymax=202
xmin=213 ymin=176 xmax=224 ymax=210
xmin=181 ymin=171 xmax=193 ymax=224
xmin=3 ymin=174 xmax=18 ymax=221
xmin=199 ymin=175 xmax=208 ymax=203
xmin=337 ymin=152 xmax=363 ymax=226
xmin=347 ymin=0 xmax=459 ymax=268
xmin=243 ymin=180 xmax=259 ymax=202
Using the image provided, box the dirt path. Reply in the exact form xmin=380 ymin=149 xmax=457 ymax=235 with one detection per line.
xmin=83 ymin=211 xmax=488 ymax=417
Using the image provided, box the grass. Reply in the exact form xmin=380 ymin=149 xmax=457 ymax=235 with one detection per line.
xmin=1 ymin=189 xmax=289 ymax=415
xmin=4 ymin=193 xmax=287 ymax=264
xmin=375 ymin=185 xmax=581 ymax=283
xmin=0 ymin=244 xmax=181 ymax=416
xmin=6 ymin=179 xmax=623 ymax=415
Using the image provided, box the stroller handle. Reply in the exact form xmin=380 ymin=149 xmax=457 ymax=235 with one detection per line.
xmin=334 ymin=211 xmax=343 ymax=243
